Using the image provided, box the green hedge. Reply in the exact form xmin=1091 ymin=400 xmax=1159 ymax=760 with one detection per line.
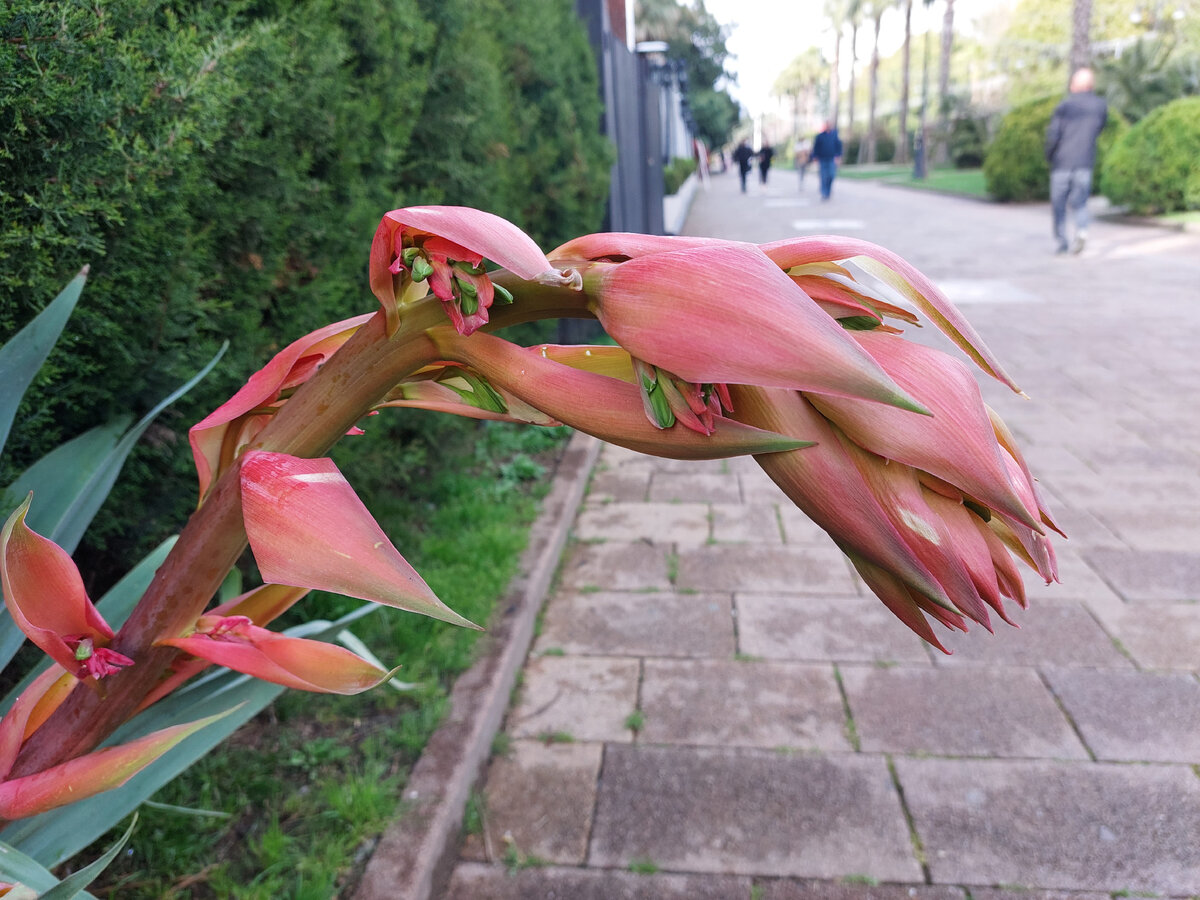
xmin=1 ymin=0 xmax=610 ymax=581
xmin=1101 ymin=96 xmax=1200 ymax=214
xmin=983 ymin=96 xmax=1126 ymax=201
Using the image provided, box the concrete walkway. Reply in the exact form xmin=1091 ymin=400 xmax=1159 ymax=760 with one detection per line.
xmin=441 ymin=169 xmax=1200 ymax=898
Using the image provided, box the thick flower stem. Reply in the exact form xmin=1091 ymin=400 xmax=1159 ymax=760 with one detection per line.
xmin=11 ymin=271 xmax=596 ymax=778
xmin=9 ymin=314 xmax=445 ymax=778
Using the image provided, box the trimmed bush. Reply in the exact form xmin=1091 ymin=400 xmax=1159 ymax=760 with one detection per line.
xmin=1 ymin=0 xmax=610 ymax=582
xmin=1101 ymin=96 xmax=1200 ymax=214
xmin=663 ymin=157 xmax=697 ymax=195
xmin=983 ymin=96 xmax=1126 ymax=201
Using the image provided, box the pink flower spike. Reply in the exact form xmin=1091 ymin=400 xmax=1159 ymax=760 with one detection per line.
xmin=588 ymin=244 xmax=928 ymax=413
xmin=239 ymin=451 xmax=476 ymax=629
xmin=809 ymin=332 xmax=1044 ymax=531
xmin=549 ymin=232 xmax=741 ymax=262
xmin=1 ymin=496 xmax=118 ymax=679
xmin=189 ymin=314 xmax=373 ymax=501
xmin=0 ymin=713 xmax=225 ymax=820
xmin=159 ymin=617 xmax=396 ymax=694
xmin=370 ymin=207 xmax=577 ymax=335
xmin=430 ymin=329 xmax=812 ymax=460
xmin=761 ymin=235 xmax=1020 ymax=391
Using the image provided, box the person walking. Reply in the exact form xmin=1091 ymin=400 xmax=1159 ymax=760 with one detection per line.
xmin=732 ymin=140 xmax=755 ymax=193
xmin=794 ymin=137 xmax=812 ymax=188
xmin=757 ymin=143 xmax=776 ymax=185
xmin=1045 ymin=67 xmax=1108 ymax=255
xmin=811 ymin=121 xmax=843 ymax=201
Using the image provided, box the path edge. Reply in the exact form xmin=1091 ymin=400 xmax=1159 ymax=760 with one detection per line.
xmin=355 ymin=430 xmax=600 ymax=900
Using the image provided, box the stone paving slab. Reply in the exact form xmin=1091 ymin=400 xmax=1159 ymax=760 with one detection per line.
xmin=1082 ymin=548 xmax=1200 ymax=603
xmin=967 ymin=890 xmax=1110 ymax=900
xmin=534 ymin=591 xmax=735 ymax=658
xmin=559 ymin=540 xmax=671 ymax=592
xmin=648 ymin=471 xmax=742 ymax=503
xmin=639 ymin=659 xmax=850 ymax=750
xmin=711 ymin=503 xmax=784 ymax=544
xmin=778 ymin=505 xmax=844 ymax=544
xmin=741 ymin=467 xmax=790 ymax=504
xmin=675 ymin=544 xmax=859 ymax=594
xmin=509 ymin=656 xmax=639 ymax=742
xmin=895 ymin=757 xmax=1200 ymax=894
xmin=1018 ymin=547 xmax=1121 ymax=606
xmin=736 ymin=593 xmax=931 ymax=664
xmin=460 ymin=740 xmax=601 ymax=865
xmin=1043 ymin=667 xmax=1200 ymax=763
xmin=758 ymin=881 xmax=966 ymax=900
xmin=1089 ymin=600 xmax=1200 ymax=671
xmin=839 ymin=665 xmax=1088 ymax=759
xmin=1090 ymin=503 xmax=1200 ymax=553
xmin=586 ymin=465 xmax=651 ymax=502
xmin=589 ymin=745 xmax=922 ymax=882
xmin=444 ymin=863 xmax=752 ymax=899
xmin=574 ymin=501 xmax=711 ymax=545
xmin=931 ymin=600 xmax=1131 ymax=669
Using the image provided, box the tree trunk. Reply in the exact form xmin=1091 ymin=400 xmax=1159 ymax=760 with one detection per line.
xmin=1069 ymin=0 xmax=1093 ymax=78
xmin=867 ymin=11 xmax=883 ymax=163
xmin=830 ymin=31 xmax=841 ymax=128
xmin=847 ymin=22 xmax=859 ymax=135
xmin=935 ymin=0 xmax=954 ymax=164
xmin=896 ymin=0 xmax=913 ymax=164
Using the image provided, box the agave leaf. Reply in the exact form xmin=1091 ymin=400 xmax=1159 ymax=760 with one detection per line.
xmin=2 ymin=342 xmax=229 ymax=555
xmin=37 ymin=814 xmax=136 ymax=900
xmin=0 ymin=269 xmax=87 ymax=457
xmin=0 ymin=841 xmax=61 ymax=895
xmin=0 ymin=605 xmax=378 ymax=866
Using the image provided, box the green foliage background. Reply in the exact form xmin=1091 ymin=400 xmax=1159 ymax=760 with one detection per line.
xmin=1101 ymin=96 xmax=1200 ymax=214
xmin=982 ymin=96 xmax=1126 ymax=202
xmin=1 ymin=0 xmax=611 ymax=584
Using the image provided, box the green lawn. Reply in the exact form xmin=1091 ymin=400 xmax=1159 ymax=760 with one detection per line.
xmin=83 ymin=420 xmax=573 ymax=899
xmin=839 ymin=164 xmax=990 ymax=199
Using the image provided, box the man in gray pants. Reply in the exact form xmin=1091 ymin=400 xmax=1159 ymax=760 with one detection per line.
xmin=1045 ymin=67 xmax=1108 ymax=255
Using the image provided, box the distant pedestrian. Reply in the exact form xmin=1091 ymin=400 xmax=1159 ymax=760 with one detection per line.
xmin=794 ymin=138 xmax=812 ymax=188
xmin=732 ymin=140 xmax=755 ymax=193
xmin=757 ymin=144 xmax=775 ymax=184
xmin=811 ymin=121 xmax=843 ymax=201
xmin=1045 ymin=67 xmax=1108 ymax=255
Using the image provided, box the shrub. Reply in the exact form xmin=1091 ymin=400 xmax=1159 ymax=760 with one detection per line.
xmin=0 ymin=0 xmax=610 ymax=585
xmin=663 ymin=156 xmax=697 ymax=195
xmin=983 ymin=96 xmax=1126 ymax=201
xmin=1101 ymin=96 xmax=1200 ymax=214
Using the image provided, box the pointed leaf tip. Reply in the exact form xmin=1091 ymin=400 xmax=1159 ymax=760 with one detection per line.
xmin=239 ymin=452 xmax=477 ymax=629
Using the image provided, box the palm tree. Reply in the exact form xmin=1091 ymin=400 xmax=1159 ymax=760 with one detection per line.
xmin=773 ymin=48 xmax=826 ymax=140
xmin=845 ymin=0 xmax=865 ymax=137
xmin=935 ymin=0 xmax=955 ymax=164
xmin=1069 ymin=0 xmax=1094 ymax=77
xmin=824 ymin=0 xmax=847 ymax=127
xmin=865 ymin=0 xmax=888 ymax=162
xmin=895 ymin=0 xmax=914 ymax=164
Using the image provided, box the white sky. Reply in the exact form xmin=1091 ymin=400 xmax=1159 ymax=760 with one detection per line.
xmin=702 ymin=0 xmax=1003 ymax=116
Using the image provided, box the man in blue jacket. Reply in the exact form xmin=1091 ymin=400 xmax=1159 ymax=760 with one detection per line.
xmin=1045 ymin=67 xmax=1108 ymax=255
xmin=812 ymin=121 xmax=843 ymax=201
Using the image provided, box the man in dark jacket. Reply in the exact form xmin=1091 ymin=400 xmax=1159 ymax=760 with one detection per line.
xmin=732 ymin=140 xmax=755 ymax=193
xmin=1045 ymin=67 xmax=1108 ymax=254
xmin=812 ymin=121 xmax=843 ymax=201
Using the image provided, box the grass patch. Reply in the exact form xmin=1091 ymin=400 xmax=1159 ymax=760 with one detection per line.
xmin=628 ymin=857 xmax=659 ymax=874
xmin=841 ymin=164 xmax=990 ymax=198
xmin=624 ymin=710 xmax=645 ymax=733
xmin=82 ymin=421 xmax=573 ymax=898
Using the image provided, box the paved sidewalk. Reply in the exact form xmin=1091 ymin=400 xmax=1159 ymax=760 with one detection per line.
xmin=441 ymin=171 xmax=1200 ymax=898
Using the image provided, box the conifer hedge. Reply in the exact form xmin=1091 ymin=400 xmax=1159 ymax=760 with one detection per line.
xmin=1 ymin=0 xmax=610 ymax=579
